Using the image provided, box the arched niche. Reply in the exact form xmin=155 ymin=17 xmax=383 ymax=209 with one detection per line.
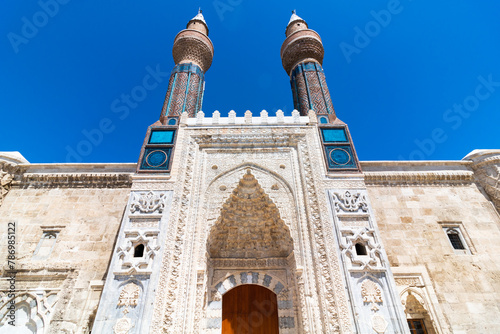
xmin=401 ymin=288 xmax=438 ymax=334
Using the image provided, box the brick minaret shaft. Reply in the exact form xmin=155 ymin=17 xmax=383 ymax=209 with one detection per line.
xmin=160 ymin=10 xmax=214 ymax=124
xmin=281 ymin=12 xmax=336 ymax=122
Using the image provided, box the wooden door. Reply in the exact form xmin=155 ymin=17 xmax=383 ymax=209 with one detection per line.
xmin=222 ymin=284 xmax=279 ymax=334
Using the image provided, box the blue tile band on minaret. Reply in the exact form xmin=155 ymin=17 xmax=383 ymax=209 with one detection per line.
xmin=161 ymin=63 xmax=205 ymax=119
xmin=290 ymin=62 xmax=335 ymax=116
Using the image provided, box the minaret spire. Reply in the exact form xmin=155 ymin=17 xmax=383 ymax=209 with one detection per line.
xmin=137 ymin=11 xmax=214 ymax=173
xmin=281 ymin=11 xmax=335 ymax=122
xmin=281 ymin=12 xmax=361 ymax=172
xmin=159 ymin=10 xmax=214 ymax=124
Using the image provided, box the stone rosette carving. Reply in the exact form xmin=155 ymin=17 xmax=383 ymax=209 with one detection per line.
xmin=130 ymin=191 xmax=166 ymax=214
xmin=361 ymin=279 xmax=383 ymax=311
xmin=114 ymin=315 xmax=133 ymax=334
xmin=371 ymin=314 xmax=388 ymax=333
xmin=333 ymin=190 xmax=368 ymax=213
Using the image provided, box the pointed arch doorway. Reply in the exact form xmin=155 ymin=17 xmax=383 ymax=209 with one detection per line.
xmin=222 ymin=285 xmax=279 ymax=334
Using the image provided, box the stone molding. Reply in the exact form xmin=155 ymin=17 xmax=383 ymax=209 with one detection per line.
xmin=363 ymin=171 xmax=474 ymax=185
xmin=193 ymin=132 xmax=306 ymax=147
xmin=209 ymin=257 xmax=290 ymax=269
xmin=18 ymin=173 xmax=133 ymax=188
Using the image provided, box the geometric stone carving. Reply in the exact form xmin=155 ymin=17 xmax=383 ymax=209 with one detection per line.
xmin=207 ymin=170 xmax=293 ymax=258
xmin=340 ymin=227 xmax=384 ymax=271
xmin=116 ymin=230 xmax=160 ymax=275
xmin=0 ymin=291 xmax=58 ymax=332
xmin=277 ymin=287 xmax=290 ymax=301
xmin=361 ymin=279 xmax=383 ymax=311
xmin=333 ymin=190 xmax=368 ymax=213
xmin=130 ymin=191 xmax=167 ymax=214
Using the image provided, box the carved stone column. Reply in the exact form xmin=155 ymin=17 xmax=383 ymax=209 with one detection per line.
xmin=327 ymin=188 xmax=410 ymax=333
xmin=93 ymin=188 xmax=174 ymax=334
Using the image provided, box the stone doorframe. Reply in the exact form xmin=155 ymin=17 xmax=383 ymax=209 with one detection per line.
xmin=205 ymin=269 xmax=298 ymax=333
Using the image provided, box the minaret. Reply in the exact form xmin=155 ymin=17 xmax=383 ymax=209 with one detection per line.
xmin=281 ymin=11 xmax=335 ymax=123
xmin=137 ymin=10 xmax=213 ymax=173
xmin=281 ymin=11 xmax=361 ymax=172
xmin=160 ymin=9 xmax=214 ymax=124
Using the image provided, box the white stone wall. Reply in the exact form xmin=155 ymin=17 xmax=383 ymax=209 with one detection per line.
xmin=0 ymin=160 xmax=133 ymax=333
xmin=365 ymin=161 xmax=500 ymax=333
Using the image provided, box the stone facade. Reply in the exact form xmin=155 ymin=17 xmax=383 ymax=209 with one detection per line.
xmin=1 ymin=112 xmax=499 ymax=333
xmin=364 ymin=160 xmax=500 ymax=333
xmin=0 ymin=162 xmax=134 ymax=333
xmin=2 ymin=10 xmax=500 ymax=334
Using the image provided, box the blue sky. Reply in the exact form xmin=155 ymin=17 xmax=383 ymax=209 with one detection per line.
xmin=1 ymin=0 xmax=499 ymax=163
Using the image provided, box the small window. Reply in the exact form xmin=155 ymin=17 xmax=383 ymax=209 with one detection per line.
xmin=440 ymin=225 xmax=471 ymax=254
xmin=446 ymin=229 xmax=465 ymax=250
xmin=355 ymin=243 xmax=367 ymax=256
xmin=32 ymin=228 xmax=62 ymax=260
xmin=408 ymin=319 xmax=428 ymax=334
xmin=321 ymin=128 xmax=348 ymax=142
xmin=134 ymin=244 xmax=145 ymax=258
xmin=149 ymin=130 xmax=175 ymax=144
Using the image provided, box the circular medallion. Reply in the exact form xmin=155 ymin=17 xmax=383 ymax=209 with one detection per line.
xmin=146 ymin=150 xmax=167 ymax=167
xmin=329 ymin=148 xmax=351 ymax=165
